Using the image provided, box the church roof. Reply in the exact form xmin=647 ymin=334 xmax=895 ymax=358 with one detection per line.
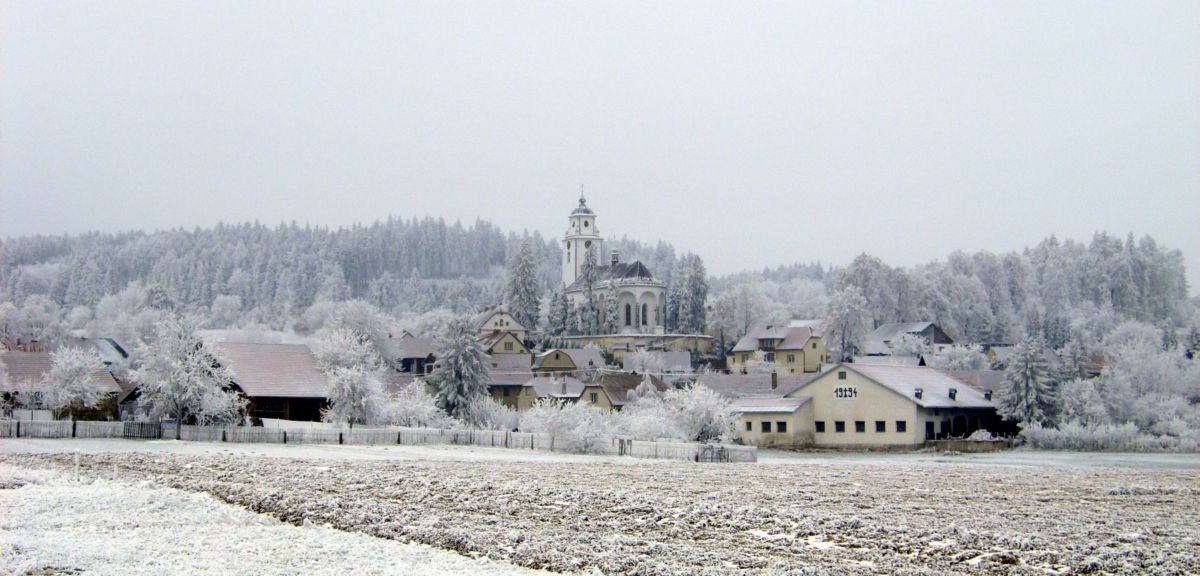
xmin=571 ymin=195 xmax=594 ymax=216
xmin=565 ymin=261 xmax=661 ymax=292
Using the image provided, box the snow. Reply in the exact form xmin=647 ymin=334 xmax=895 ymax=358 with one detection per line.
xmin=6 ymin=444 xmax=1197 ymax=575
xmin=0 ymin=466 xmax=551 ymax=576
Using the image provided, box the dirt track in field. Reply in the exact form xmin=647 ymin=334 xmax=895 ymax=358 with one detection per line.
xmin=7 ymin=452 xmax=1199 ymax=575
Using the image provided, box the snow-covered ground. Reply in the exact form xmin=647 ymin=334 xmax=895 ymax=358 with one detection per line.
xmin=5 ymin=446 xmax=1198 ymax=575
xmin=0 ymin=465 xmax=552 ymax=576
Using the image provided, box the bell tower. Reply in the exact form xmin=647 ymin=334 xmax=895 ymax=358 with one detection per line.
xmin=563 ymin=189 xmax=602 ymax=287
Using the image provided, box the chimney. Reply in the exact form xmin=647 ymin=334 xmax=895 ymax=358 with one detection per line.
xmin=771 ymin=372 xmax=778 ymax=390
xmin=984 ymin=389 xmax=993 ymax=401
xmin=914 ymin=388 xmax=923 ymax=399
xmin=948 ymin=387 xmax=957 ymax=400
xmin=611 ymin=250 xmax=620 ymax=265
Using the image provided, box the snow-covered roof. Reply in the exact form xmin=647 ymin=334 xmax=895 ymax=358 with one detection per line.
xmin=851 ymin=355 xmax=924 ymax=367
xmin=594 ymin=373 xmax=668 ymax=407
xmin=698 ymin=370 xmax=829 ymax=400
xmin=485 ymin=353 xmax=533 ymax=385
xmin=819 ymin=364 xmax=996 ymax=409
xmin=0 ymin=350 xmax=122 ymax=394
xmin=864 ymin=322 xmax=949 ymax=355
xmin=939 ymin=369 xmax=1005 ymax=395
xmin=621 ymin=351 xmax=691 ymax=372
xmin=527 ymin=375 xmax=586 ymax=399
xmin=532 ymin=348 xmax=605 ymax=371
xmin=471 ymin=306 xmax=526 ymax=333
xmin=731 ymin=396 xmax=811 ymax=414
xmin=213 ymin=342 xmax=330 ymax=399
xmin=384 ymin=334 xmax=438 ymax=360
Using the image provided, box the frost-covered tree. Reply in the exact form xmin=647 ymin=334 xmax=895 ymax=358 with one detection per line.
xmin=545 ymin=291 xmax=569 ymax=337
xmin=927 ymin=344 xmax=988 ymax=371
xmin=674 ymin=254 xmax=708 ymax=334
xmin=387 ymin=381 xmax=455 ymax=428
xmin=889 ymin=333 xmax=930 ymax=357
xmin=209 ymin=295 xmax=242 ymax=328
xmin=311 ymin=326 xmax=382 ymax=371
xmin=504 ymin=241 xmax=541 ymax=332
xmin=1055 ymin=378 xmax=1109 ymax=427
xmin=135 ymin=315 xmax=242 ymax=438
xmin=518 ymin=398 xmax=614 ymax=453
xmin=625 ymin=351 xmax=665 ymax=376
xmin=462 ymin=396 xmax=519 ymax=431
xmin=323 ymin=365 xmax=388 ymax=428
xmin=823 ymin=287 xmax=870 ymax=361
xmin=1098 ymin=337 xmax=1198 ymax=435
xmin=665 ymin=383 xmax=734 ymax=443
xmin=603 ymin=295 xmax=619 ymax=335
xmin=998 ymin=334 xmax=1056 ymax=426
xmin=428 ymin=321 xmax=491 ymax=422
xmin=43 ymin=346 xmax=107 ymax=421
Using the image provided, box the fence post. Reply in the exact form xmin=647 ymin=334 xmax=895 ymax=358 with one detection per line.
xmin=72 ymin=420 xmax=77 ymax=438
xmin=15 ymin=421 xmax=20 ymax=438
xmin=397 ymin=431 xmax=402 ymax=445
xmin=221 ymin=429 xmax=227 ymax=442
xmin=338 ymin=432 xmax=343 ymax=445
xmin=283 ymin=430 xmax=287 ymax=444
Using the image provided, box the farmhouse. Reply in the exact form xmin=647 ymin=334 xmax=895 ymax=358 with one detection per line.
xmin=478 ymin=330 xmax=528 ymax=355
xmin=785 ymin=364 xmax=1000 ymax=447
xmin=485 ymin=353 xmax=536 ymax=410
xmin=385 ymin=332 xmax=437 ymax=375
xmin=531 ymin=348 xmax=605 ymax=376
xmin=472 ymin=307 xmax=529 ymax=342
xmin=0 ymin=350 xmax=123 ymax=420
xmin=213 ymin=342 xmax=330 ymax=423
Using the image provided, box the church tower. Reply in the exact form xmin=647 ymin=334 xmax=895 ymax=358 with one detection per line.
xmin=562 ymin=192 xmax=602 ymax=287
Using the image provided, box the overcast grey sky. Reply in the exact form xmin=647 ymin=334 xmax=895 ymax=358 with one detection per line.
xmin=2 ymin=1 xmax=1197 ymax=289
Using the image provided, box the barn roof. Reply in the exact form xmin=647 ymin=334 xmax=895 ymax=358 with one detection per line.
xmin=213 ymin=342 xmax=330 ymax=399
xmin=0 ymin=350 xmax=122 ymax=394
xmin=939 ymin=369 xmax=1006 ymax=395
xmin=814 ymin=364 xmax=995 ymax=409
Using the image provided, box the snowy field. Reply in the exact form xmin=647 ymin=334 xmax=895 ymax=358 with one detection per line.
xmin=3 ymin=441 xmax=1198 ymax=575
xmin=0 ymin=466 xmax=550 ymax=576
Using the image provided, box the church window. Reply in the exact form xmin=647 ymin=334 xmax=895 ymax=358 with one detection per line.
xmin=641 ymin=304 xmax=648 ymax=325
xmin=585 ymin=240 xmax=592 ymax=249
xmin=584 ymin=221 xmax=589 ymax=228
xmin=624 ymin=303 xmax=632 ymax=326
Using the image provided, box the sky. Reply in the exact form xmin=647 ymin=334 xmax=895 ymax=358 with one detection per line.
xmin=2 ymin=1 xmax=1197 ymax=289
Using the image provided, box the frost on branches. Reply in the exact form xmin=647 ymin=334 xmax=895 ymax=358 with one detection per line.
xmin=504 ymin=241 xmax=541 ymax=334
xmin=135 ymin=315 xmax=244 ymax=438
xmin=927 ymin=344 xmax=989 ymax=370
xmin=43 ymin=346 xmax=107 ymax=421
xmin=998 ymin=334 xmax=1056 ymax=426
xmin=822 ymin=287 xmax=870 ymax=361
xmin=428 ymin=321 xmax=491 ymax=424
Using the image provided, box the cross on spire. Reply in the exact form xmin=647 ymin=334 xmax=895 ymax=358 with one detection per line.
xmin=579 ymin=184 xmax=586 ymax=205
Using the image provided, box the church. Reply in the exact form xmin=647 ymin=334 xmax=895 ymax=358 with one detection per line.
xmin=561 ymin=194 xmax=667 ymax=334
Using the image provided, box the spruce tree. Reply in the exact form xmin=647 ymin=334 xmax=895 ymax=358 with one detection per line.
xmin=504 ymin=241 xmax=541 ymax=332
xmin=428 ymin=320 xmax=491 ymax=421
xmin=999 ymin=333 xmax=1057 ymax=426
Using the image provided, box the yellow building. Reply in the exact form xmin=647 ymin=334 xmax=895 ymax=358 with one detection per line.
xmin=727 ymin=325 xmax=825 ymax=374
xmin=484 ymin=353 xmax=535 ymax=411
xmin=530 ymin=348 xmax=606 ymax=376
xmin=784 ymin=364 xmax=1000 ymax=448
xmin=577 ymin=373 xmax=668 ymax=411
xmin=478 ymin=331 xmax=528 ymax=355
xmin=731 ymin=397 xmax=813 ymax=449
xmin=472 ymin=308 xmax=528 ymax=342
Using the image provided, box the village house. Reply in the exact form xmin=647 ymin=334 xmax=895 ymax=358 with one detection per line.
xmin=531 ymin=347 xmax=606 ymax=376
xmin=0 ymin=349 xmax=124 ymax=420
xmin=525 ymin=375 xmax=587 ymax=403
xmin=485 ymin=353 xmax=536 ymax=410
xmin=578 ymin=373 xmax=669 ymax=410
xmin=473 ymin=307 xmax=529 ymax=342
xmin=863 ymin=322 xmax=955 ymax=356
xmin=726 ymin=325 xmax=826 ymax=374
xmin=477 ymin=330 xmax=528 ymax=356
xmin=385 ymin=332 xmax=437 ymax=375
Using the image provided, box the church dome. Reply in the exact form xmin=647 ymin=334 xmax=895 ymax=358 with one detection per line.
xmin=571 ymin=195 xmax=594 ymax=215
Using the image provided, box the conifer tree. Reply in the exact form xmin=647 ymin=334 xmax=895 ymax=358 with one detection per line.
xmin=504 ymin=241 xmax=541 ymax=332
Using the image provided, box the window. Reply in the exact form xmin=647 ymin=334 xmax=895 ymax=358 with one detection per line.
xmin=855 ymin=421 xmax=865 ymax=433
xmin=761 ymin=422 xmax=771 ymax=433
xmin=584 ymin=221 xmax=589 ymax=228
xmin=812 ymin=342 xmax=817 ymax=349
xmin=786 ymin=354 xmax=795 ymax=363
xmin=896 ymin=420 xmax=907 ymax=433
xmin=741 ymin=354 xmax=749 ymax=363
xmin=776 ymin=421 xmax=787 ymax=433
xmin=834 ymin=421 xmax=845 ymax=433
xmin=745 ymin=421 xmax=752 ymax=432
xmin=875 ymin=421 xmax=885 ymax=433
xmin=503 ymin=388 xmax=510 ymax=397
xmin=838 ymin=371 xmax=847 ymax=380
xmin=625 ymin=304 xmax=632 ymax=326
xmin=641 ymin=304 xmax=648 ymax=326
xmin=504 ymin=341 xmax=513 ymax=351
xmin=815 ymin=421 xmax=826 ymax=433
xmin=589 ymin=392 xmax=598 ymax=403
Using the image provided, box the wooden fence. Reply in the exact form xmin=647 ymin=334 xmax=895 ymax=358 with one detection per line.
xmin=0 ymin=420 xmax=756 ymax=463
